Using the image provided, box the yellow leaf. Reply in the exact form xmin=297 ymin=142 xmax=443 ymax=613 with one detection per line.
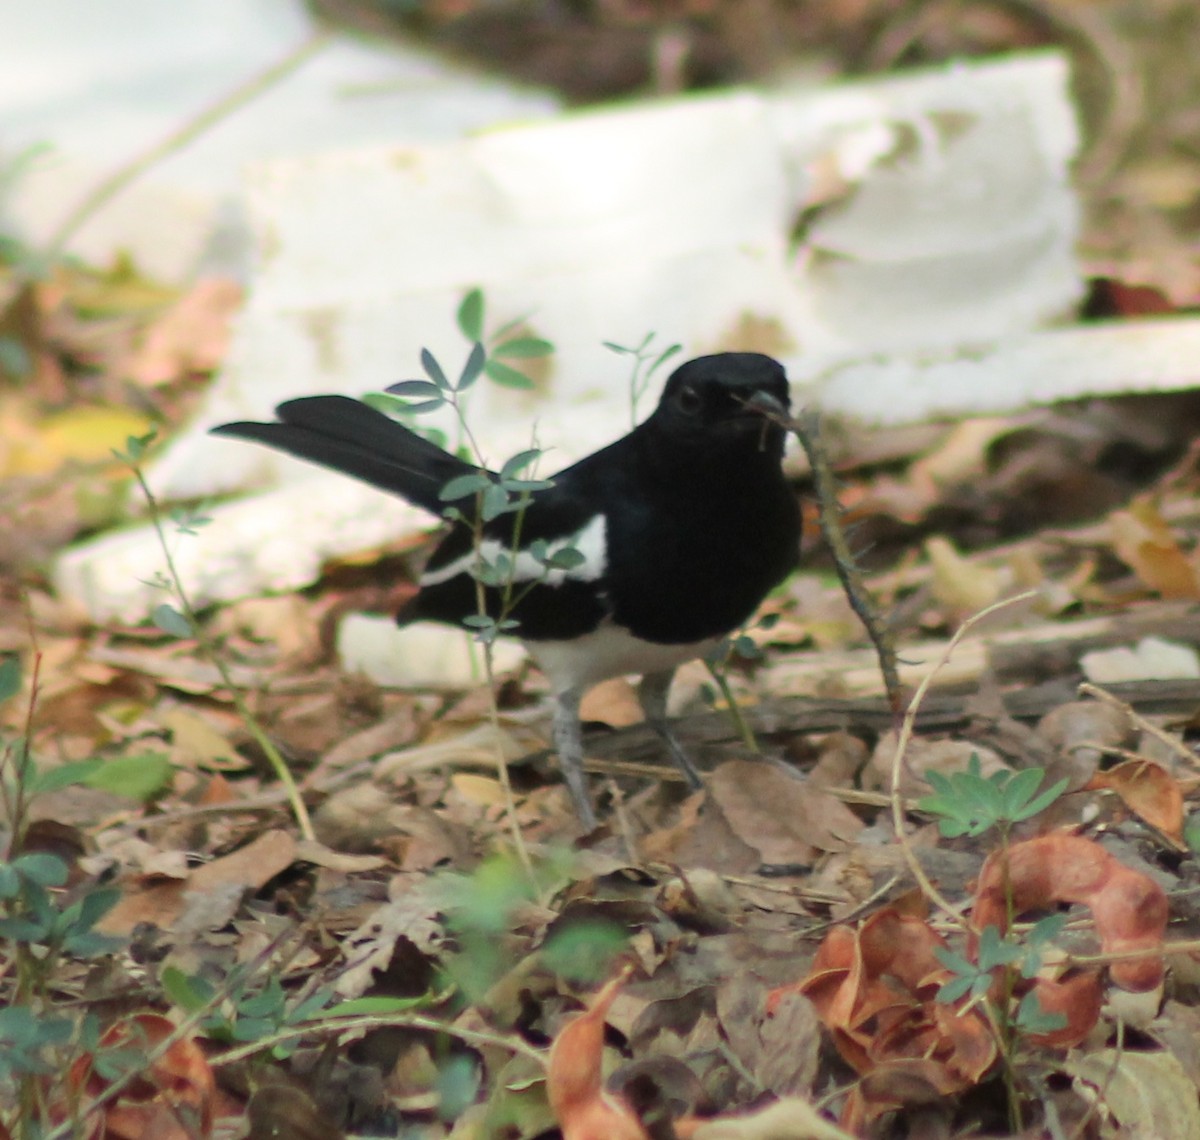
xmin=3 ymin=405 xmax=153 ymax=476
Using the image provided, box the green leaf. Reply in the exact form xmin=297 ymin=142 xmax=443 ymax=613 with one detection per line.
xmin=438 ymin=473 xmax=491 ymax=501
xmin=480 ymin=483 xmax=513 ymax=521
xmin=385 ymin=379 xmax=444 ymax=401
xmin=541 ymin=921 xmax=627 ymax=984
xmin=14 ymin=852 xmax=69 ymax=888
xmin=162 ymin=966 xmax=215 ymax=1013
xmin=457 ymin=289 xmax=484 ymax=342
xmin=936 ymin=974 xmax=977 ymax=1004
xmin=502 ymin=477 xmax=553 ymax=494
xmin=457 ymin=341 xmax=487 ymax=392
xmin=546 ymin=547 xmax=585 ymax=570
xmin=651 ymin=343 xmax=683 ymax=373
xmin=72 ymin=885 xmax=122 ymax=932
xmin=976 ymin=926 xmax=1022 ymax=971
xmin=0 ymin=916 xmax=49 ymax=942
xmin=484 ymin=359 xmax=535 ymax=391
xmin=0 ymin=655 xmax=20 ymax=704
xmin=113 ymin=430 xmax=158 ymax=465
xmin=236 ymin=983 xmax=286 ymax=1020
xmin=230 ymin=1017 xmax=276 ymax=1042
xmin=286 ymin=990 xmax=337 ymax=1024
xmin=313 ymin=994 xmax=429 ymax=1018
xmin=499 ymin=449 xmax=543 ymax=481
xmin=83 ymin=751 xmax=173 ymax=802
xmin=1015 ymin=990 xmax=1068 ymax=1034
xmin=0 ymin=864 xmax=19 ymax=899
xmin=30 ymin=758 xmax=105 ymax=795
xmin=493 ymin=336 xmax=553 ymax=359
xmin=421 ymin=348 xmax=450 ymax=390
xmin=1000 ymin=766 xmax=1047 ymax=811
xmin=1010 ymin=775 xmax=1069 ymax=821
xmin=151 ymin=603 xmax=192 ymax=639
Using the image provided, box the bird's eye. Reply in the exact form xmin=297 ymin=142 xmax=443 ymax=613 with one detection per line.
xmin=676 ymin=385 xmax=702 ymax=416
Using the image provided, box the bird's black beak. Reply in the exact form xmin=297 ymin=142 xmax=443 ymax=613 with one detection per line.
xmin=740 ymin=389 xmax=789 ymax=422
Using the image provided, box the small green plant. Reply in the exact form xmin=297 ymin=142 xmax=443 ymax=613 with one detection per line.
xmin=920 ymin=757 xmax=1070 ymax=1130
xmin=115 ymin=432 xmax=314 ymax=840
xmin=918 ymin=753 xmax=1068 ymax=841
xmin=367 ymin=289 xmax=566 ymax=647
xmin=375 ymin=290 xmax=568 ymax=860
xmin=436 ymin=850 xmax=626 ymax=1001
xmin=603 ymin=331 xmax=681 ymax=427
xmin=0 ymin=851 xmax=124 ymax=1107
xmin=163 ymin=965 xmax=337 ymax=1058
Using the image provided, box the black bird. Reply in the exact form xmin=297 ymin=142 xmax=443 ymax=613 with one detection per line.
xmin=213 ymin=352 xmax=799 ymax=826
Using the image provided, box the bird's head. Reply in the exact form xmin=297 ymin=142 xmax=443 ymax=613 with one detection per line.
xmin=650 ymin=353 xmax=791 ymax=462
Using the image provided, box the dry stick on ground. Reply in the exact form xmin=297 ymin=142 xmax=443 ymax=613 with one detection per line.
xmin=786 ymin=410 xmax=905 ymax=714
xmin=1079 ymin=680 xmax=1200 ymax=772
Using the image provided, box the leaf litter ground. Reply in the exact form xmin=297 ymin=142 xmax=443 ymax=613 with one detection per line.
xmin=7 ymin=4 xmax=1200 ymax=1134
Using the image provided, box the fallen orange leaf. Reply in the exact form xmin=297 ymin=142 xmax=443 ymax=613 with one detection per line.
xmin=548 ymin=966 xmax=648 ymax=1140
xmin=974 ymin=834 xmax=1168 ymax=992
xmin=67 ymin=1012 xmax=214 ymax=1140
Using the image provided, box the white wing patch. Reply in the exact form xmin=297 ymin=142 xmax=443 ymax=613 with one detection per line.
xmin=420 ymin=514 xmax=608 ymax=588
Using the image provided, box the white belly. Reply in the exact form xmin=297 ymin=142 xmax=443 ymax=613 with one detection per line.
xmin=526 ymin=622 xmax=722 ymax=694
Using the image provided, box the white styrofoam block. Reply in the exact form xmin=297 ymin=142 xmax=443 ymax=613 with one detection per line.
xmin=336 ymin=616 xmax=525 ymax=690
xmin=814 ymin=316 xmax=1200 ymax=425
xmin=1 ymin=0 xmax=559 ymax=280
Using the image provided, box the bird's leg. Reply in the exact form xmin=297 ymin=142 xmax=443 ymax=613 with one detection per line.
xmin=637 ymin=669 xmax=703 ymax=789
xmin=552 ymin=687 xmax=597 ymax=829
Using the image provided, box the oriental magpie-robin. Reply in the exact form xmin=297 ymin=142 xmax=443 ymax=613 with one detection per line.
xmin=214 ymin=352 xmax=799 ymax=826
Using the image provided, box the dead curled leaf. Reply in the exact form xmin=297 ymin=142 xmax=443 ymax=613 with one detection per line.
xmin=548 ymin=967 xmax=649 ymax=1140
xmin=774 ymin=906 xmax=996 ymax=1127
xmin=66 ymin=1013 xmax=215 ymax=1140
xmin=974 ymin=834 xmax=1169 ymax=992
xmin=766 ymin=832 xmax=1170 ymax=1124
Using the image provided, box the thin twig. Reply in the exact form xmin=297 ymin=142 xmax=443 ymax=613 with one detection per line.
xmin=788 ymin=409 xmax=904 ymax=714
xmin=1079 ymin=681 xmax=1200 ymax=771
xmin=211 ymin=1011 xmax=545 ymax=1067
xmin=888 ymin=591 xmax=1040 ymax=929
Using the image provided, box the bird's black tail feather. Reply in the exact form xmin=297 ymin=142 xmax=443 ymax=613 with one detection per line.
xmin=213 ymin=395 xmax=483 ymax=514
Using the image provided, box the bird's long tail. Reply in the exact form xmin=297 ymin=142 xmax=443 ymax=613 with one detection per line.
xmin=213 ymin=395 xmax=482 ymax=514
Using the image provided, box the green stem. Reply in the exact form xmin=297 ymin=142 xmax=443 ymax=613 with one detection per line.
xmin=704 ymin=660 xmax=758 ymax=753
xmin=131 ymin=467 xmax=314 ymax=840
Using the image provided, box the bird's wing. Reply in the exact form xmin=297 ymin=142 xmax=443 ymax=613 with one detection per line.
xmin=213 ymin=395 xmax=488 ymax=514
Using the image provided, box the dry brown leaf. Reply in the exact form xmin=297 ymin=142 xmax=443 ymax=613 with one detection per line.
xmin=925 ymin=535 xmax=1008 ymax=617
xmin=1088 ymin=758 xmax=1186 ymax=843
xmin=1065 ymin=1049 xmax=1200 ymax=1137
xmin=580 ymin=677 xmax=644 ymax=727
xmin=706 ymin=760 xmax=863 ymax=865
xmin=188 ymin=829 xmax=296 ymax=893
xmin=1109 ymin=499 xmax=1200 ymax=599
